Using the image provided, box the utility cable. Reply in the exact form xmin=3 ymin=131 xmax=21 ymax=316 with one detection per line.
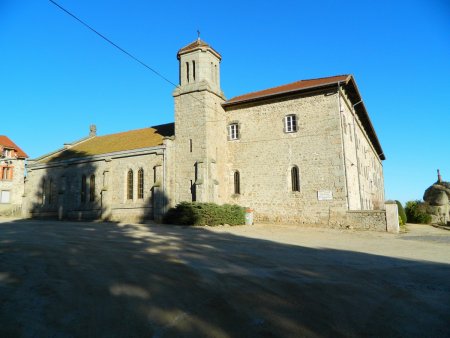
xmin=49 ymin=0 xmax=177 ymax=88
xmin=49 ymin=0 xmax=227 ymax=117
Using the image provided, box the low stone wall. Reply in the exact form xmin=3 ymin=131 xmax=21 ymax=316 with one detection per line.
xmin=0 ymin=204 xmax=22 ymax=217
xmin=253 ymin=207 xmax=388 ymax=232
xmin=341 ymin=210 xmax=387 ymax=231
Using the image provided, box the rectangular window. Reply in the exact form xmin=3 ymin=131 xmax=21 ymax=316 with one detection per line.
xmin=229 ymin=123 xmax=239 ymax=140
xmin=0 ymin=190 xmax=10 ymax=203
xmin=234 ymin=171 xmax=240 ymax=195
xmin=1 ymin=167 xmax=12 ymax=180
xmin=3 ymin=149 xmax=12 ymax=158
xmin=285 ymin=114 xmax=297 ymax=133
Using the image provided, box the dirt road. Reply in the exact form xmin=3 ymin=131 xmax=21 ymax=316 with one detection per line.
xmin=1 ymin=219 xmax=449 ymax=337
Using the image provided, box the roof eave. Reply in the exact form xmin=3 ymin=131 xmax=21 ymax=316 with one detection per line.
xmin=222 ymin=81 xmax=344 ymax=108
xmin=344 ymin=76 xmax=385 ymax=160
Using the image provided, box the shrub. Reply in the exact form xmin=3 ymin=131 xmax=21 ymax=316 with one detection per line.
xmin=163 ymin=202 xmax=246 ymax=226
xmin=405 ymin=200 xmax=432 ymax=224
xmin=395 ymin=200 xmax=407 ymax=225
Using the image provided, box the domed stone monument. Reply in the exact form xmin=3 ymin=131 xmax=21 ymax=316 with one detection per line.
xmin=423 ymin=170 xmax=450 ymax=224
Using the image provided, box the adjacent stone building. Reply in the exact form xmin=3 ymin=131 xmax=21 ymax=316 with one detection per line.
xmin=0 ymin=135 xmax=28 ymax=216
xmin=25 ymin=38 xmax=387 ymax=227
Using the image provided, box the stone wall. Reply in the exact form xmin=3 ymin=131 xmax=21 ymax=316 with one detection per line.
xmin=0 ymin=159 xmax=26 ymax=215
xmin=223 ymin=90 xmax=348 ymax=224
xmin=24 ymin=147 xmax=166 ymax=223
xmin=341 ymin=210 xmax=387 ymax=231
xmin=339 ymin=88 xmax=385 ymax=210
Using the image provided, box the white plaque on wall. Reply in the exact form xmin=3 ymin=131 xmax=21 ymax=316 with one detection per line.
xmin=317 ymin=190 xmax=333 ymax=201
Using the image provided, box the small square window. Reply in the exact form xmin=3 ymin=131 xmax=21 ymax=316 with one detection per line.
xmin=285 ymin=115 xmax=297 ymax=133
xmin=229 ymin=123 xmax=239 ymax=140
xmin=0 ymin=190 xmax=10 ymax=203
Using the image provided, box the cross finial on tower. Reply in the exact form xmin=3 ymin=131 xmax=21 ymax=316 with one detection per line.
xmin=197 ymin=30 xmax=200 ymax=41
xmin=437 ymin=169 xmax=442 ymax=183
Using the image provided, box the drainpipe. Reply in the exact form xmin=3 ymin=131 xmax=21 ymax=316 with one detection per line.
xmin=352 ymin=100 xmax=364 ymax=210
xmin=337 ymin=83 xmax=350 ymax=210
xmin=162 ymin=147 xmax=166 ymax=215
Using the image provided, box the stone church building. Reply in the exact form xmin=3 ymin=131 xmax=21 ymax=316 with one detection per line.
xmin=24 ymin=39 xmax=387 ymax=228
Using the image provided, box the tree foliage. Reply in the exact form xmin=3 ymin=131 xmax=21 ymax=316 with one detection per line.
xmin=395 ymin=200 xmax=407 ymax=225
xmin=405 ymin=200 xmax=432 ymax=224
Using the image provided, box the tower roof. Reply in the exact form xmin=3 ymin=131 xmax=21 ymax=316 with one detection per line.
xmin=177 ymin=38 xmax=221 ymax=60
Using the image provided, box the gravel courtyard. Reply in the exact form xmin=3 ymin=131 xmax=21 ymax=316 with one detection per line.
xmin=0 ymin=219 xmax=449 ymax=337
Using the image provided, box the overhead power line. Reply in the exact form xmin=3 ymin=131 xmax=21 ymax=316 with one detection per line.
xmin=49 ymin=0 xmax=227 ymax=121
xmin=48 ymin=0 xmax=178 ymax=88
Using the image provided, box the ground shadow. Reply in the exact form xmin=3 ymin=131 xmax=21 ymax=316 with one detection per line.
xmin=0 ymin=219 xmax=449 ymax=337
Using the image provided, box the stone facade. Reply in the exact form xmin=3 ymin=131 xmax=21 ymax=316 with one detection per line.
xmin=0 ymin=136 xmax=28 ymax=216
xmin=25 ymin=147 xmax=165 ymax=223
xmin=24 ymin=38 xmax=387 ymax=229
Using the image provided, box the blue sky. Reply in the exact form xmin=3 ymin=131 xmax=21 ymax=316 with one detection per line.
xmin=1 ymin=0 xmax=449 ymax=204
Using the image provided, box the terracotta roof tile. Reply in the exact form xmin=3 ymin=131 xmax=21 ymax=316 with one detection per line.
xmin=41 ymin=123 xmax=174 ymax=163
xmin=0 ymin=135 xmax=28 ymax=158
xmin=224 ymin=75 xmax=350 ymax=105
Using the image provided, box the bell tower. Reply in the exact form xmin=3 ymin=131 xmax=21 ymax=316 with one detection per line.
xmin=172 ymin=38 xmax=227 ymax=204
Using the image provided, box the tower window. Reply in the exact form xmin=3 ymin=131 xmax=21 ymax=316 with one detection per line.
xmin=186 ymin=62 xmax=190 ymax=83
xmin=192 ymin=60 xmax=196 ymax=81
xmin=89 ymin=175 xmax=95 ymax=202
xmin=228 ymin=123 xmax=239 ymax=140
xmin=189 ymin=139 xmax=193 ymax=153
xmin=291 ymin=166 xmax=300 ymax=192
xmin=234 ymin=171 xmax=240 ymax=195
xmin=284 ymin=114 xmax=297 ymax=133
xmin=138 ymin=169 xmax=144 ymax=199
xmin=127 ymin=169 xmax=133 ymax=200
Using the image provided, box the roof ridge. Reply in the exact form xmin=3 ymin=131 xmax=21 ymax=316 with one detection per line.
xmin=93 ymin=123 xmax=174 ymax=139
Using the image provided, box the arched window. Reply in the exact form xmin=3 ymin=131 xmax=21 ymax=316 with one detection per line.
xmin=42 ymin=179 xmax=46 ymax=205
xmin=137 ymin=169 xmax=144 ymax=199
xmin=291 ymin=166 xmax=300 ymax=192
xmin=234 ymin=171 xmax=240 ymax=195
xmin=89 ymin=175 xmax=95 ymax=202
xmin=81 ymin=175 xmax=86 ymax=203
xmin=127 ymin=169 xmax=133 ymax=200
xmin=48 ymin=179 xmax=53 ymax=204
